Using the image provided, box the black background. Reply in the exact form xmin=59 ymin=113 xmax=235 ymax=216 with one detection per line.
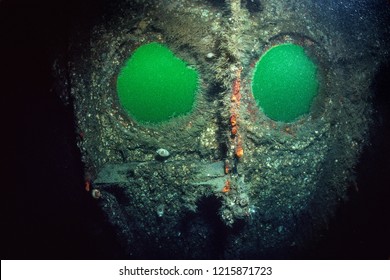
xmin=1 ymin=0 xmax=389 ymax=259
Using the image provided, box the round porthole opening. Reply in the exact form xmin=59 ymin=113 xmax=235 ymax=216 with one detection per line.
xmin=116 ymin=42 xmax=199 ymax=124
xmin=251 ymin=43 xmax=319 ymax=122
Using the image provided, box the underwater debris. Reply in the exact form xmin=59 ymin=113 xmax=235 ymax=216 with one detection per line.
xmin=206 ymin=52 xmax=215 ymax=59
xmin=156 ymin=148 xmax=170 ymax=158
xmin=91 ymin=189 xmax=102 ymax=199
xmin=191 ymin=176 xmax=227 ymax=193
xmin=156 ymin=204 xmax=165 ymax=217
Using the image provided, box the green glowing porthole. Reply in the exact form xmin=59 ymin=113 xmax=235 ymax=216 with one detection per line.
xmin=116 ymin=42 xmax=199 ymax=124
xmin=251 ymin=43 xmax=319 ymax=122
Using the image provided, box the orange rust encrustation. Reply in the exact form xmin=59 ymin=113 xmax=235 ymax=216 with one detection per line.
xmin=224 ymin=66 xmax=244 ymax=181
xmin=223 ymin=0 xmax=244 ymax=181
xmin=230 ymin=67 xmax=243 ymax=161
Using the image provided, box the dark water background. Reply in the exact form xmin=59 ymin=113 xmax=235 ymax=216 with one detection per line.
xmin=2 ymin=0 xmax=389 ymax=259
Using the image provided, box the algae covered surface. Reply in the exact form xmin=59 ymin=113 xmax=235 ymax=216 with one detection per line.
xmin=59 ymin=0 xmax=390 ymax=258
